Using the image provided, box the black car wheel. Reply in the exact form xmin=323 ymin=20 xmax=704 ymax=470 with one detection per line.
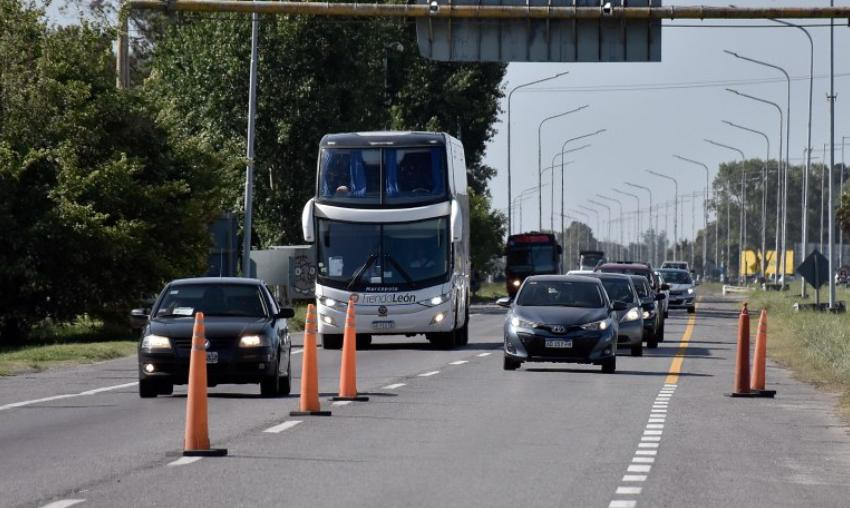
xmin=260 ymin=357 xmax=281 ymax=398
xmin=664 ymin=311 xmax=669 ymax=318
xmin=158 ymin=382 xmax=174 ymax=396
xmin=657 ymin=320 xmax=665 ymax=342
xmin=630 ymin=342 xmax=643 ymax=357
xmin=601 ymin=356 xmax=616 ymax=374
xmin=687 ymin=305 xmax=696 ymax=314
xmin=139 ymin=379 xmax=159 ymax=398
xmin=503 ymin=356 xmax=521 ymax=370
xmin=322 ymin=333 xmax=343 ymax=350
xmin=279 ymin=354 xmax=291 ymax=396
xmin=355 ymin=333 xmax=372 ymax=349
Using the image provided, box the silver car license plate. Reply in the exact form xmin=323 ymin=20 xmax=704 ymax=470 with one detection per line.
xmin=206 ymin=352 xmax=218 ymax=364
xmin=372 ymin=320 xmax=395 ymax=330
xmin=545 ymin=339 xmax=573 ymax=349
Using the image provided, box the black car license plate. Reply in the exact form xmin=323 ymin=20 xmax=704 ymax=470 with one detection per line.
xmin=206 ymin=352 xmax=218 ymax=364
xmin=545 ymin=339 xmax=573 ymax=349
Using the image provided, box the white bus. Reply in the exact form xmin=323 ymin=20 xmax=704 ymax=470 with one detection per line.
xmin=301 ymin=132 xmax=470 ymax=349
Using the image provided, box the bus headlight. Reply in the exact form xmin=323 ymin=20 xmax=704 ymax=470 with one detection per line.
xmin=141 ymin=335 xmax=171 ymax=351
xmin=687 ymin=288 xmax=694 ymax=295
xmin=321 ymin=314 xmax=337 ymax=327
xmin=318 ymin=296 xmax=337 ymax=308
xmin=431 ymin=312 xmax=446 ymax=324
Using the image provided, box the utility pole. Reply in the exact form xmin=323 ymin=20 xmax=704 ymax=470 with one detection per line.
xmin=828 ymin=0 xmax=837 ymax=308
xmin=242 ymin=11 xmax=260 ymax=278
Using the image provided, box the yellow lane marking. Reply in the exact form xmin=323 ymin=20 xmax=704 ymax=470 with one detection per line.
xmin=664 ymin=302 xmax=698 ymax=385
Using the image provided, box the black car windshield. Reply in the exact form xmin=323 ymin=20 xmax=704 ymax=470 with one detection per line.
xmin=318 ymin=146 xmax=447 ymax=206
xmin=632 ymin=278 xmax=649 ymax=298
xmin=599 ymin=279 xmax=634 ymax=304
xmin=507 ymin=245 xmax=557 ymax=273
xmin=154 ymin=284 xmax=268 ymax=318
xmin=660 ymin=270 xmax=693 ymax=284
xmin=317 ymin=217 xmax=450 ymax=290
xmin=516 ymin=281 xmax=605 ymax=308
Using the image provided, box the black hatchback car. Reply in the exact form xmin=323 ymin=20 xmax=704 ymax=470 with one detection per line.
xmin=500 ymin=275 xmax=624 ymax=373
xmin=130 ymin=277 xmax=294 ymax=398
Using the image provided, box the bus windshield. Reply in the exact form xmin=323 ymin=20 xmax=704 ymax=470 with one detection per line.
xmin=318 ymin=146 xmax=447 ymax=206
xmin=506 ymin=245 xmax=557 ymax=274
xmin=316 ymin=217 xmax=450 ymax=290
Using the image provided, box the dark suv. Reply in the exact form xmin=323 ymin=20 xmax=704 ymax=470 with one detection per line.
xmin=130 ymin=277 xmax=295 ymax=398
xmin=596 ymin=263 xmax=668 ymax=344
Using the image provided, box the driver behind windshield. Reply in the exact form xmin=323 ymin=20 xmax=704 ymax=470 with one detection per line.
xmin=397 ymin=156 xmax=433 ymax=195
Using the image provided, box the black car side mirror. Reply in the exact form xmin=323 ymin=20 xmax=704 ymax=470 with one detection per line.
xmin=496 ymin=297 xmax=512 ymax=308
xmin=276 ymin=308 xmax=296 ymax=319
xmin=129 ymin=308 xmax=149 ymax=329
xmin=655 ymin=293 xmax=666 ymax=301
xmin=612 ymin=301 xmax=628 ymax=311
xmin=660 ymin=283 xmax=671 ymax=291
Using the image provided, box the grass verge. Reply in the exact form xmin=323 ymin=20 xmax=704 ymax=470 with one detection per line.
xmin=471 ymin=281 xmax=507 ymax=304
xmin=742 ymin=286 xmax=850 ymax=421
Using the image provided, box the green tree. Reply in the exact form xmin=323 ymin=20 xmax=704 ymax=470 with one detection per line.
xmin=0 ymin=0 xmax=235 ymax=342
xmin=469 ymin=192 xmax=506 ymax=276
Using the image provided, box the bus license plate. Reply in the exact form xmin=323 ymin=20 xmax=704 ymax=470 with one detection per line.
xmin=372 ymin=320 xmax=395 ymax=330
xmin=206 ymin=352 xmax=218 ymax=364
xmin=545 ymin=340 xmax=572 ymax=349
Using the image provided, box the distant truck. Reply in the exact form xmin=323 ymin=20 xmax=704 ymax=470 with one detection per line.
xmin=579 ymin=250 xmax=606 ymax=271
xmin=504 ymin=232 xmax=562 ymax=297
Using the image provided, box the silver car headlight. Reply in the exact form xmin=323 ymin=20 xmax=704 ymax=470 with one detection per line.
xmin=687 ymin=288 xmax=695 ymax=295
xmin=510 ymin=317 xmax=538 ymax=329
xmin=581 ymin=319 xmax=609 ymax=331
xmin=622 ymin=307 xmax=641 ymax=322
xmin=642 ymin=310 xmax=651 ymax=320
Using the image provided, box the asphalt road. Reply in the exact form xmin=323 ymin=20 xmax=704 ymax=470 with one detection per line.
xmin=2 ymin=296 xmax=850 ymax=508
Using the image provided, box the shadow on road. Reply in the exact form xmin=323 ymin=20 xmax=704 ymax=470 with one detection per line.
xmin=360 ymin=341 xmax=502 ymax=352
xmin=522 ymin=367 xmax=712 ymax=377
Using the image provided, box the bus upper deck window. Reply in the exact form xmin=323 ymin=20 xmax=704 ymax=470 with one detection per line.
xmin=384 ymin=147 xmax=446 ymax=204
xmin=319 ymin=149 xmax=380 ymax=204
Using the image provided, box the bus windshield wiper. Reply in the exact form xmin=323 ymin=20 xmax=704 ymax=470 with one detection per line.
xmin=384 ymin=254 xmax=415 ymax=285
xmin=347 ymin=253 xmax=379 ymax=290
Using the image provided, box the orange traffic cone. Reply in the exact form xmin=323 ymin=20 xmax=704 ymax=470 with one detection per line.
xmin=290 ymin=304 xmax=331 ymax=416
xmin=750 ymin=309 xmax=776 ymax=398
xmin=183 ymin=312 xmax=227 ymax=456
xmin=331 ymin=297 xmax=369 ymax=402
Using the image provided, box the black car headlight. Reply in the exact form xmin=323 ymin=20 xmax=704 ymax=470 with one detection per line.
xmin=239 ymin=335 xmax=265 ymax=348
xmin=622 ymin=307 xmax=641 ymax=322
xmin=141 ymin=334 xmax=172 ymax=352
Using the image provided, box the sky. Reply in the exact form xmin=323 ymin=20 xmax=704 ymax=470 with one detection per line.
xmin=482 ymin=0 xmax=849 ymax=247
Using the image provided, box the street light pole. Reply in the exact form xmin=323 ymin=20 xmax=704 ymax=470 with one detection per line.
xmin=570 ymin=209 xmax=592 ymax=251
xmin=588 ymin=200 xmax=612 ymax=254
xmin=673 ymin=155 xmax=711 ymax=278
xmin=626 ymin=182 xmax=654 ymax=265
xmin=506 ymin=71 xmax=569 ymax=234
xmin=597 ymin=195 xmax=624 ymax=260
xmin=706 ymin=139 xmax=747 ymax=280
xmin=614 ymin=189 xmax=641 ymax=261
xmin=828 ymin=0 xmax=837 ymax=308
xmin=242 ymin=11 xmax=260 ymax=278
xmin=720 ymin=121 xmax=771 ymax=280
xmin=579 ymin=205 xmax=602 ymax=250
xmin=559 ymin=129 xmax=607 ymax=242
xmin=538 ymin=105 xmax=588 ymax=230
xmin=646 ymin=170 xmax=679 ymax=261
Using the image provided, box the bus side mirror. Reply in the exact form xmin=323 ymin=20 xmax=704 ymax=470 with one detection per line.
xmin=302 ymin=198 xmax=315 ymax=243
xmin=450 ymin=199 xmax=463 ymax=242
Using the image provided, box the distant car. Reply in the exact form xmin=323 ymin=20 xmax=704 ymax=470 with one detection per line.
xmin=661 ymin=260 xmax=689 ymax=271
xmin=629 ymin=274 xmax=664 ymax=348
xmin=583 ymin=273 xmax=645 ymax=356
xmin=657 ymin=269 xmax=696 ymax=313
xmin=500 ymin=275 xmax=621 ymax=373
xmin=131 ymin=277 xmax=295 ymax=398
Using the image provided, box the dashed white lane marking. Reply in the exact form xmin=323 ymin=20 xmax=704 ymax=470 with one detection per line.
xmin=641 ymin=436 xmax=661 ymax=442
xmin=609 ymin=499 xmax=637 ymax=508
xmin=476 ymin=352 xmax=492 ymax=357
xmin=635 ymin=450 xmax=657 ymax=456
xmin=0 ymin=382 xmax=139 ymax=412
xmin=418 ymin=371 xmax=440 ymax=377
xmin=616 ymin=487 xmax=642 ymax=495
xmin=638 ymin=442 xmax=659 ymax=449
xmin=643 ymin=430 xmax=663 ymax=436
xmin=627 ymin=464 xmax=652 ymax=473
xmin=648 ymin=418 xmax=665 ymax=423
xmin=263 ymin=420 xmax=302 ymax=433
xmin=382 ymin=383 xmax=406 ymax=390
xmin=40 ymin=500 xmax=86 ymax=508
xmin=332 ymin=400 xmax=351 ymax=406
xmin=622 ymin=475 xmax=647 ymax=482
xmin=449 ymin=360 xmax=469 ymax=365
xmin=632 ymin=457 xmax=655 ymax=464
xmin=646 ymin=424 xmax=664 ymax=429
xmin=168 ymin=456 xmax=202 ymax=467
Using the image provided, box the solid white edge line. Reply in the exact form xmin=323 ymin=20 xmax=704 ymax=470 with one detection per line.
xmin=476 ymin=352 xmax=492 ymax=357
xmin=40 ymin=500 xmax=87 ymax=508
xmin=263 ymin=420 xmax=302 ymax=434
xmin=449 ymin=360 xmax=469 ymax=365
xmin=622 ymin=474 xmax=647 ymax=482
xmin=167 ymin=456 xmax=202 ymax=467
xmin=1 ymin=382 xmax=139 ymax=412
xmin=382 ymin=383 xmax=406 ymax=390
xmin=609 ymin=501 xmax=637 ymax=508
xmin=616 ymin=486 xmax=643 ymax=495
xmin=418 ymin=371 xmax=440 ymax=377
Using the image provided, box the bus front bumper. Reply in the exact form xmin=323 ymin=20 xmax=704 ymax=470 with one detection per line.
xmin=316 ymin=301 xmax=455 ymax=335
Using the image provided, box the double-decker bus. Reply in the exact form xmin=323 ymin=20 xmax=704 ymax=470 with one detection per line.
xmin=301 ymin=132 xmax=470 ymax=349
xmin=504 ymin=233 xmax=562 ymax=297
